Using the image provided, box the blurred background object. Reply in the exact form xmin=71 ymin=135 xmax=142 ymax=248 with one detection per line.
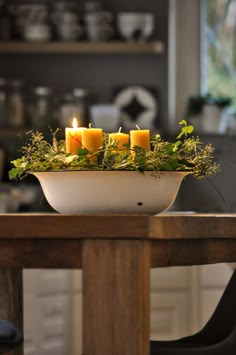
xmin=186 ymin=93 xmax=232 ymax=134
xmin=7 ymin=79 xmax=25 ymax=128
xmin=51 ymin=1 xmax=83 ymax=41
xmin=0 ymin=0 xmax=157 ymax=43
xmin=219 ymin=108 xmax=236 ymax=136
xmin=30 ymin=86 xmax=53 ymax=130
xmin=12 ymin=1 xmax=51 ymax=41
xmin=59 ymin=92 xmax=76 ymax=127
xmin=117 ymin=12 xmax=154 ymax=41
xmin=0 ymin=182 xmax=42 ymax=212
xmin=113 ymin=85 xmax=159 ymax=131
xmin=72 ymin=88 xmax=90 ymax=127
xmin=0 ymin=77 xmax=7 ymax=128
xmin=0 ymin=0 xmax=12 ymax=41
xmin=84 ymin=2 xmax=114 ymax=41
xmin=0 ymin=145 xmax=4 ymax=181
xmin=90 ymin=104 xmax=120 ymax=131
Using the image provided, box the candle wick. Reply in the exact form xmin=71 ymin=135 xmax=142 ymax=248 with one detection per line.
xmin=136 ymin=125 xmax=141 ymax=130
xmin=118 ymin=126 xmax=122 ymax=133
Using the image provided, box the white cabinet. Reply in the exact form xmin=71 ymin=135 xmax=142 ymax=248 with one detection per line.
xmin=23 ymin=264 xmax=232 ymax=354
xmin=24 ymin=270 xmax=72 ymax=355
xmin=199 ymin=264 xmax=232 ymax=327
xmin=150 ymin=266 xmax=197 ymax=340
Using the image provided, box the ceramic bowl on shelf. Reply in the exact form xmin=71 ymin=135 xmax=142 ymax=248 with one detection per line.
xmin=32 ymin=170 xmax=187 ymax=214
xmin=117 ymin=12 xmax=154 ymax=41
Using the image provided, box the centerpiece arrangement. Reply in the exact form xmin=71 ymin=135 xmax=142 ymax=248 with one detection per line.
xmin=9 ymin=119 xmax=219 ymax=214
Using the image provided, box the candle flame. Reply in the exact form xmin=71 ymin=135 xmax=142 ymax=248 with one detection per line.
xmin=72 ymin=118 xmax=78 ymax=129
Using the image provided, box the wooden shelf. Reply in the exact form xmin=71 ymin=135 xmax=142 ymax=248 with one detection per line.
xmin=0 ymin=41 xmax=164 ymax=54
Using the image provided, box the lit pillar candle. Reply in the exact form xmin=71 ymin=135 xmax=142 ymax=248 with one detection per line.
xmin=65 ymin=118 xmax=86 ymax=154
xmin=81 ymin=127 xmax=103 ymax=154
xmin=130 ymin=128 xmax=150 ymax=151
xmin=109 ymin=132 xmax=129 ymax=149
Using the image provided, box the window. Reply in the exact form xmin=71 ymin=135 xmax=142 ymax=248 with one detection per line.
xmin=202 ymin=0 xmax=236 ymax=107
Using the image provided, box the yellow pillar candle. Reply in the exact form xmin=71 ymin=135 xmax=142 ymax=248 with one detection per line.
xmin=65 ymin=118 xmax=86 ymax=154
xmin=81 ymin=127 xmax=103 ymax=153
xmin=130 ymin=129 xmax=150 ymax=151
xmin=109 ymin=132 xmax=129 ymax=149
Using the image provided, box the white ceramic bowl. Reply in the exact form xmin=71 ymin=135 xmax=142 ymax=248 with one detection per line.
xmin=117 ymin=12 xmax=154 ymax=40
xmin=33 ymin=171 xmax=187 ymax=214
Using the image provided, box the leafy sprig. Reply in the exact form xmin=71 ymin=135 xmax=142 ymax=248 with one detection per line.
xmin=9 ymin=121 xmax=220 ymax=180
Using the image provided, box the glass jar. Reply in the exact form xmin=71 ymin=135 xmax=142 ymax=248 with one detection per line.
xmin=7 ymin=80 xmax=25 ymax=128
xmin=73 ymin=88 xmax=89 ymax=127
xmin=31 ymin=86 xmax=53 ymax=130
xmin=59 ymin=93 xmax=75 ymax=127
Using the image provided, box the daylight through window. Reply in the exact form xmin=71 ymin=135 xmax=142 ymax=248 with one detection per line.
xmin=202 ymin=0 xmax=236 ymax=108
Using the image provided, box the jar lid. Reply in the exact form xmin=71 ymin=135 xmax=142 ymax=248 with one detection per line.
xmin=34 ymin=87 xmax=51 ymax=96
xmin=73 ymin=88 xmax=89 ymax=97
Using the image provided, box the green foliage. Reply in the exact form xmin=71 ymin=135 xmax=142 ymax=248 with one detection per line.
xmin=9 ymin=122 xmax=220 ymax=180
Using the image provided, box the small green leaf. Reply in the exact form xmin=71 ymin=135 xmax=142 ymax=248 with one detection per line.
xmin=78 ymin=148 xmax=89 ymax=155
xmin=9 ymin=167 xmax=24 ymax=180
xmin=176 ymin=124 xmax=194 ymax=139
xmin=179 ymin=119 xmax=187 ymax=126
xmin=172 ymin=140 xmax=182 ymax=152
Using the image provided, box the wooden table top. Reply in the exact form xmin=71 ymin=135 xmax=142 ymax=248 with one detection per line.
xmin=0 ymin=212 xmax=236 ymax=239
xmin=0 ymin=213 xmax=236 ymax=268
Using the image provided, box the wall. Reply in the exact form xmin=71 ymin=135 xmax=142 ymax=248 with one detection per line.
xmin=168 ymin=0 xmax=201 ymax=131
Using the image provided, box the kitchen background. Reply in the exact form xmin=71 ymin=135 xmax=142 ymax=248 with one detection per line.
xmin=0 ymin=0 xmax=167 ymax=214
xmin=0 ymin=0 xmax=235 ymax=354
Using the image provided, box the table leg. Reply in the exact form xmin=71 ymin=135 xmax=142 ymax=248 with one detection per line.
xmin=82 ymin=239 xmax=150 ymax=355
xmin=0 ymin=269 xmax=23 ymax=355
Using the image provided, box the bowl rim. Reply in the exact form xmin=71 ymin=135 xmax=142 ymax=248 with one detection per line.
xmin=32 ymin=170 xmax=189 ymax=174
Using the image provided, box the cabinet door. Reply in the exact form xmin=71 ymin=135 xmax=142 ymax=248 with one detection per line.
xmin=24 ymin=270 xmax=72 ymax=355
xmin=199 ymin=264 xmax=232 ymax=328
xmin=23 ymin=265 xmax=232 ymax=354
xmin=150 ymin=267 xmax=196 ymax=340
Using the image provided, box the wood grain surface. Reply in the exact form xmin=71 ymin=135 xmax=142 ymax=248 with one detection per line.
xmin=0 ymin=214 xmax=150 ymax=239
xmin=82 ymin=239 xmax=150 ymax=355
xmin=0 ymin=214 xmax=235 ymax=268
xmin=0 ymin=213 xmax=236 ymax=240
xmin=0 ymin=41 xmax=164 ymax=54
xmin=149 ymin=213 xmax=236 ymax=239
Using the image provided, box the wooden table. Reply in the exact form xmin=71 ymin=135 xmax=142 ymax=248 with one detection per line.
xmin=1 ymin=213 xmax=236 ymax=355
